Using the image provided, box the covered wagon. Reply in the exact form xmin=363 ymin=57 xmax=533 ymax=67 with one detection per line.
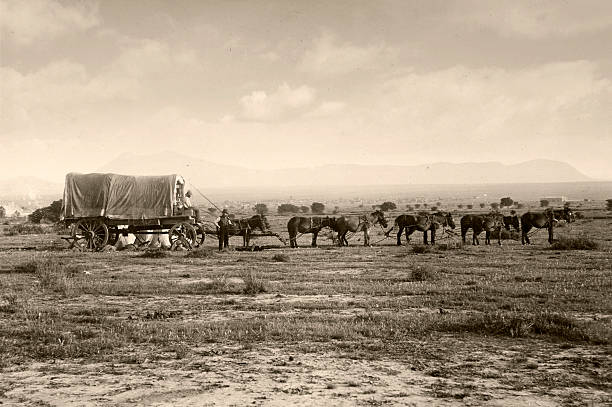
xmin=61 ymin=173 xmax=204 ymax=250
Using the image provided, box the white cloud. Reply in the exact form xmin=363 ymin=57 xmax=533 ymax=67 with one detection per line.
xmin=453 ymin=0 xmax=612 ymax=39
xmin=239 ymin=83 xmax=316 ymax=121
xmin=299 ymin=33 xmax=396 ymax=76
xmin=364 ymin=60 xmax=612 ymax=177
xmin=0 ymin=0 xmax=99 ymax=45
xmin=0 ymin=39 xmax=206 ymax=134
xmin=305 ymin=101 xmax=346 ymax=118
xmin=220 ymin=114 xmax=235 ymax=123
xmin=259 ymin=51 xmax=280 ymax=62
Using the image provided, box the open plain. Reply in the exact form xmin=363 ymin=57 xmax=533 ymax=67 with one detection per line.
xmin=0 ymin=209 xmax=611 ymax=406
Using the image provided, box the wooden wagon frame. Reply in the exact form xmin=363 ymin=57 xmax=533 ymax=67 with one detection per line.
xmin=61 ymin=173 xmax=205 ymax=251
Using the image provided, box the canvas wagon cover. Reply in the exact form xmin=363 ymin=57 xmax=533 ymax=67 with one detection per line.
xmin=62 ymin=173 xmax=182 ymax=219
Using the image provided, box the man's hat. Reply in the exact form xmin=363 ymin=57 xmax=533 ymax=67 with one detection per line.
xmin=185 ymin=190 xmax=192 ymax=196
xmin=222 ymin=209 xmax=228 ymax=214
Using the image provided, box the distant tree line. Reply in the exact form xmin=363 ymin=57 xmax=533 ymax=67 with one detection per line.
xmin=253 ymin=203 xmax=268 ymax=215
xmin=28 ymin=199 xmax=63 ymax=223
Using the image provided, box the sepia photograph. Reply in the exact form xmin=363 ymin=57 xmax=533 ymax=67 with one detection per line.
xmin=1 ymin=0 xmax=611 ymax=405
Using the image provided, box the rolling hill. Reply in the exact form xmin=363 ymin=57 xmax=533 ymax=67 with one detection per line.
xmin=0 ymin=154 xmax=593 ymax=202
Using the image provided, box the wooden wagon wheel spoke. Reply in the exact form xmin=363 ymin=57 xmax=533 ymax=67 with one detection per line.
xmin=169 ymin=222 xmax=197 ymax=250
xmin=71 ymin=219 xmax=109 ymax=251
xmin=170 ymin=236 xmax=192 ymax=251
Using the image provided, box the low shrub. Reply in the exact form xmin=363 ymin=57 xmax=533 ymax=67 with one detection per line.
xmin=550 ymin=236 xmax=598 ymax=250
xmin=5 ymin=223 xmax=47 ymax=236
xmin=411 ymin=245 xmax=431 ymax=254
xmin=139 ymin=249 xmax=168 ymax=259
xmin=272 ymin=253 xmax=290 ymax=262
xmin=410 ymin=266 xmax=437 ymax=281
xmin=13 ymin=260 xmax=40 ymax=273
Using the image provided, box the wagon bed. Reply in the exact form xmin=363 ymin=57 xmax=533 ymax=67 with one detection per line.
xmin=63 ymin=215 xmax=205 ymax=251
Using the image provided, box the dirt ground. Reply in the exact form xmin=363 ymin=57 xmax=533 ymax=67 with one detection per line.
xmin=0 ymin=210 xmax=611 ymax=406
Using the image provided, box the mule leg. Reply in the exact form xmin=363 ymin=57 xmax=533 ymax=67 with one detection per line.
xmin=311 ymin=230 xmax=318 ymax=247
xmin=461 ymin=226 xmax=468 ymax=244
xmin=364 ymin=228 xmax=370 ymax=246
xmin=485 ymin=231 xmax=490 ymax=245
xmin=497 ymin=227 xmax=502 ymax=246
xmin=548 ymin=225 xmax=554 ymax=244
xmin=522 ymin=225 xmax=531 ymax=245
xmin=396 ymin=226 xmax=403 ymax=246
xmin=289 ymin=232 xmax=295 ymax=248
xmin=406 ymin=227 xmax=416 ymax=243
xmin=423 ymin=230 xmax=428 ymax=245
xmin=430 ymin=228 xmax=436 ymax=245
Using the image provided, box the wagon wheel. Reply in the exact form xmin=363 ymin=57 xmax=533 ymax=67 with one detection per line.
xmin=107 ymin=226 xmax=120 ymax=246
xmin=193 ymin=223 xmax=206 ymax=247
xmin=169 ymin=222 xmax=197 ymax=251
xmin=72 ymin=219 xmax=109 ymax=251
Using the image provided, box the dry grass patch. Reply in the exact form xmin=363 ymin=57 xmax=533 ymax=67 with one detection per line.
xmin=185 ymin=247 xmax=216 ymax=258
xmin=241 ymin=271 xmax=267 ymax=295
xmin=138 ymin=249 xmax=169 ymax=259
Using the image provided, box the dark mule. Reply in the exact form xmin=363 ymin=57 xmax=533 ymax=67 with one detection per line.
xmin=461 ymin=213 xmax=505 ymax=245
xmin=521 ymin=207 xmax=572 ymax=245
xmin=386 ymin=212 xmax=455 ymax=245
xmin=287 ymin=216 xmax=336 ymax=248
xmin=503 ymin=215 xmax=520 ymax=232
xmin=227 ymin=214 xmax=271 ymax=246
xmin=336 ymin=210 xmax=388 ymax=246
xmin=553 ymin=208 xmax=575 ymax=223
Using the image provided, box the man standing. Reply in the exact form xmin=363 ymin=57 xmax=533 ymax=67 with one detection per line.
xmin=215 ymin=209 xmax=232 ymax=251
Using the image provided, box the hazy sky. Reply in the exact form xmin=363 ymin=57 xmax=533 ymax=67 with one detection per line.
xmin=1 ymin=0 xmax=611 ymax=182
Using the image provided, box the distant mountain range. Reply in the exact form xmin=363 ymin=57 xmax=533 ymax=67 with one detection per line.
xmin=99 ymin=152 xmax=591 ymax=187
xmin=0 ymin=154 xmax=593 ymax=200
